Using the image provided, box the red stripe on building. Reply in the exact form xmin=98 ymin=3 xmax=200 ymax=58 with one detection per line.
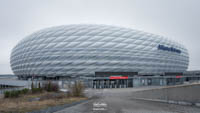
xmin=109 ymin=76 xmax=128 ymax=79
xmin=176 ymin=76 xmax=182 ymax=78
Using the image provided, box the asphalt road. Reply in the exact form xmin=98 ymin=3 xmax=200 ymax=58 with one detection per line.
xmin=55 ymin=87 xmax=200 ymax=113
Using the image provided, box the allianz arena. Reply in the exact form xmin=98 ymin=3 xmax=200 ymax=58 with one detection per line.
xmin=10 ymin=24 xmax=189 ymax=80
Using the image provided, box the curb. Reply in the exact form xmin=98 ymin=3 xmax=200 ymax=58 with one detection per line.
xmin=29 ymin=99 xmax=90 ymax=113
xmin=132 ymin=98 xmax=200 ymax=107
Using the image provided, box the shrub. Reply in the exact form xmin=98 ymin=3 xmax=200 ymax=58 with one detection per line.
xmin=47 ymin=82 xmax=51 ymax=92
xmin=31 ymin=88 xmax=42 ymax=94
xmin=17 ymin=90 xmax=22 ymax=94
xmin=70 ymin=81 xmax=85 ymax=97
xmin=42 ymin=81 xmax=59 ymax=92
xmin=21 ymin=88 xmax=29 ymax=94
xmin=4 ymin=88 xmax=30 ymax=98
xmin=42 ymin=82 xmax=50 ymax=91
xmin=31 ymin=82 xmax=42 ymax=94
xmin=4 ymin=91 xmax=10 ymax=98
xmin=31 ymin=82 xmax=34 ymax=89
xmin=38 ymin=82 xmax=41 ymax=89
xmin=10 ymin=90 xmax=20 ymax=98
xmin=51 ymin=83 xmax=59 ymax=92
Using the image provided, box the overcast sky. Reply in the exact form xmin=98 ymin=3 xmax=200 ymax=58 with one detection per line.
xmin=0 ymin=0 xmax=200 ymax=74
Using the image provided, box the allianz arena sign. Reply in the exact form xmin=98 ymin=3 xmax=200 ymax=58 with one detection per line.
xmin=158 ymin=45 xmax=181 ymax=54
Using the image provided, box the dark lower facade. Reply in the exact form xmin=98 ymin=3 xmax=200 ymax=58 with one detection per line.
xmin=82 ymin=71 xmax=200 ymax=88
xmin=17 ymin=71 xmax=200 ymax=89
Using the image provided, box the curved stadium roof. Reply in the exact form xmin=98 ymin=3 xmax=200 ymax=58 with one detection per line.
xmin=10 ymin=24 xmax=189 ymax=77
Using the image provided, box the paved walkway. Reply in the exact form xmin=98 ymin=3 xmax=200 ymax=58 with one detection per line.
xmin=55 ymin=87 xmax=200 ymax=113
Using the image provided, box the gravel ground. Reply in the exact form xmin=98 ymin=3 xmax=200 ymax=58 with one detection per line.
xmin=55 ymin=87 xmax=200 ymax=113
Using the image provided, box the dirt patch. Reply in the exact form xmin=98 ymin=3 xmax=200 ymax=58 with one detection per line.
xmin=0 ymin=92 xmax=87 ymax=113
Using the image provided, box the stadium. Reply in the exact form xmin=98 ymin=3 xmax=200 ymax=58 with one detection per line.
xmin=10 ymin=24 xmax=192 ymax=88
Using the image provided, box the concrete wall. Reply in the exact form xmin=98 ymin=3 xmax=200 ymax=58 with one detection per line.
xmin=132 ymin=84 xmax=200 ymax=103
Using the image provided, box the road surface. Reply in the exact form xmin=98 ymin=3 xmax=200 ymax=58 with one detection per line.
xmin=55 ymin=87 xmax=200 ymax=113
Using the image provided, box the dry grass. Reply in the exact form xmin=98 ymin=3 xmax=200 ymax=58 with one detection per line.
xmin=0 ymin=92 xmax=87 ymax=113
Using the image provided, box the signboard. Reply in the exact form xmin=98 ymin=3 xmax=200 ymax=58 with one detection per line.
xmin=176 ymin=76 xmax=182 ymax=78
xmin=109 ymin=76 xmax=128 ymax=79
xmin=158 ymin=45 xmax=181 ymax=54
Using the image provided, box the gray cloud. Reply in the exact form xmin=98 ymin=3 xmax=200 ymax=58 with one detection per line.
xmin=0 ymin=0 xmax=199 ymax=74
